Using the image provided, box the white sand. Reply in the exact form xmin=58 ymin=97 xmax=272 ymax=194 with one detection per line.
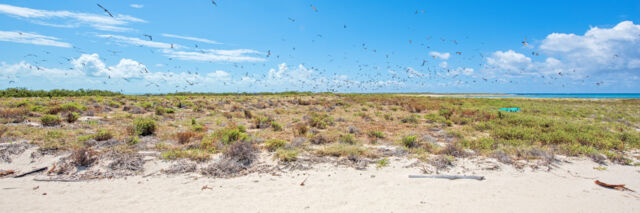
xmin=1 ymin=157 xmax=639 ymax=213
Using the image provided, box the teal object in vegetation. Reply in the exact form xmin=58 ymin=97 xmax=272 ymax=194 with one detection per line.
xmin=499 ymin=108 xmax=520 ymax=112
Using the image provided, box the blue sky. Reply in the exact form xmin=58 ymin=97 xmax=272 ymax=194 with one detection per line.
xmin=0 ymin=0 xmax=639 ymax=93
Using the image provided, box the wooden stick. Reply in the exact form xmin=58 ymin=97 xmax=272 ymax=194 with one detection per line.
xmin=14 ymin=167 xmax=47 ymax=178
xmin=409 ymin=175 xmax=485 ymax=180
xmin=595 ymin=180 xmax=634 ymax=192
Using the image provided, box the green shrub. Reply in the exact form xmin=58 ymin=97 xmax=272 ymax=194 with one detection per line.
xmin=317 ymin=143 xmax=369 ymax=157
xmin=128 ymin=136 xmax=140 ymax=145
xmin=400 ymin=115 xmax=419 ymax=124
xmin=108 ymin=101 xmax=121 ymax=108
xmin=309 ymin=113 xmax=334 ymax=129
xmin=41 ymin=114 xmax=61 ymax=126
xmin=161 ymin=149 xmax=210 ymax=162
xmin=265 ymin=139 xmax=288 ymax=151
xmin=141 ymin=102 xmax=154 ymax=110
xmin=64 ymin=112 xmax=80 ymax=123
xmin=134 ymin=117 xmax=157 ymax=136
xmin=339 ymin=134 xmax=356 ymax=144
xmin=368 ymin=130 xmax=385 ymax=139
xmin=401 ymin=135 xmax=418 ymax=148
xmin=94 ymin=129 xmax=113 ymax=141
xmin=275 ymin=148 xmax=298 ymax=162
xmin=60 ymin=102 xmax=87 ymax=112
xmin=271 ymin=121 xmax=283 ymax=131
xmin=376 ymin=157 xmax=389 ymax=169
xmin=155 ymin=106 xmax=165 ymax=115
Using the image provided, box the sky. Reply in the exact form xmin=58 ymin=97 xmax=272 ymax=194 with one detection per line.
xmin=0 ymin=0 xmax=639 ymax=94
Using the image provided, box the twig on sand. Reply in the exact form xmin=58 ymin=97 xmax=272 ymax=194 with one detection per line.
xmin=300 ymin=176 xmax=309 ymax=186
xmin=201 ymin=185 xmax=213 ymax=190
xmin=14 ymin=167 xmax=47 ymax=178
xmin=595 ymin=180 xmax=635 ymax=192
xmin=409 ymin=175 xmax=485 ymax=181
xmin=0 ymin=170 xmax=15 ymax=177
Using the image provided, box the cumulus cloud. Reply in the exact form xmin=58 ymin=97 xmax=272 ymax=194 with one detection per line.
xmin=0 ymin=3 xmax=145 ymax=32
xmin=539 ymin=20 xmax=640 ymax=72
xmin=0 ymin=61 xmax=84 ymax=78
xmin=486 ymin=50 xmax=532 ymax=73
xmin=72 ymin=53 xmax=147 ymax=78
xmin=429 ymin=51 xmax=450 ymax=60
xmin=485 ymin=21 xmax=640 ymax=80
xmin=0 ymin=30 xmax=72 ymax=48
xmin=162 ymin=33 xmax=221 ymax=45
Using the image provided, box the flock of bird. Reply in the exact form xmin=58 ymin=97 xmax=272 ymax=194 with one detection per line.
xmin=2 ymin=1 xmax=605 ymax=93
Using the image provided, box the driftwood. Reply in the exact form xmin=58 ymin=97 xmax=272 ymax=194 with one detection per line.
xmin=595 ymin=180 xmax=634 ymax=192
xmin=14 ymin=167 xmax=47 ymax=178
xmin=409 ymin=175 xmax=485 ymax=181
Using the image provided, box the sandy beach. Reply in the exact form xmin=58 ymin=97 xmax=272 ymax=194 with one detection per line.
xmin=2 ymin=151 xmax=639 ymax=213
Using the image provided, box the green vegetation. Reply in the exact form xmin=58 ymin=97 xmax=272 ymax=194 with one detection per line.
xmin=133 ymin=117 xmax=157 ymax=136
xmin=368 ymin=130 xmax=385 ymax=139
xmin=309 ymin=113 xmax=334 ymax=129
xmin=41 ymin=114 xmax=61 ymax=126
xmin=0 ymin=88 xmax=121 ymax=97
xmin=401 ymin=135 xmax=418 ymax=148
xmin=376 ymin=157 xmax=389 ymax=169
xmin=317 ymin=143 xmax=371 ymax=158
xmin=1 ymin=92 xmax=638 ymax=171
xmin=265 ymin=139 xmax=288 ymax=151
xmin=161 ymin=149 xmax=210 ymax=162
xmin=93 ymin=129 xmax=113 ymax=141
xmin=275 ymin=148 xmax=299 ymax=162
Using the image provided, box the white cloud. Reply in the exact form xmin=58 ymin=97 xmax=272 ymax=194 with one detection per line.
xmin=429 ymin=51 xmax=450 ymax=60
xmin=162 ymin=33 xmax=221 ymax=45
xmin=485 ymin=50 xmax=532 ymax=73
xmin=130 ymin=4 xmax=144 ymax=9
xmin=207 ymin=70 xmax=230 ymax=79
xmin=0 ymin=30 xmax=71 ymax=48
xmin=0 ymin=61 xmax=84 ymax=78
xmin=539 ymin=20 xmax=640 ymax=72
xmin=72 ymin=53 xmax=147 ymax=78
xmin=485 ymin=21 xmax=640 ymax=80
xmin=0 ymin=3 xmax=145 ymax=32
xmin=98 ymin=34 xmax=182 ymax=49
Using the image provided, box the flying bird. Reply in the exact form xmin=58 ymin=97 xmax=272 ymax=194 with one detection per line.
xmin=311 ymin=4 xmax=318 ymax=12
xmin=211 ymin=0 xmax=217 ymax=6
xmin=522 ymin=37 xmax=528 ymax=46
xmin=96 ymin=4 xmax=113 ymax=17
xmin=143 ymin=34 xmax=152 ymax=41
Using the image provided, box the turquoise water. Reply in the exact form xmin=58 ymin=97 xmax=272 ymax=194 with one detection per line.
xmin=448 ymin=93 xmax=640 ymax=99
